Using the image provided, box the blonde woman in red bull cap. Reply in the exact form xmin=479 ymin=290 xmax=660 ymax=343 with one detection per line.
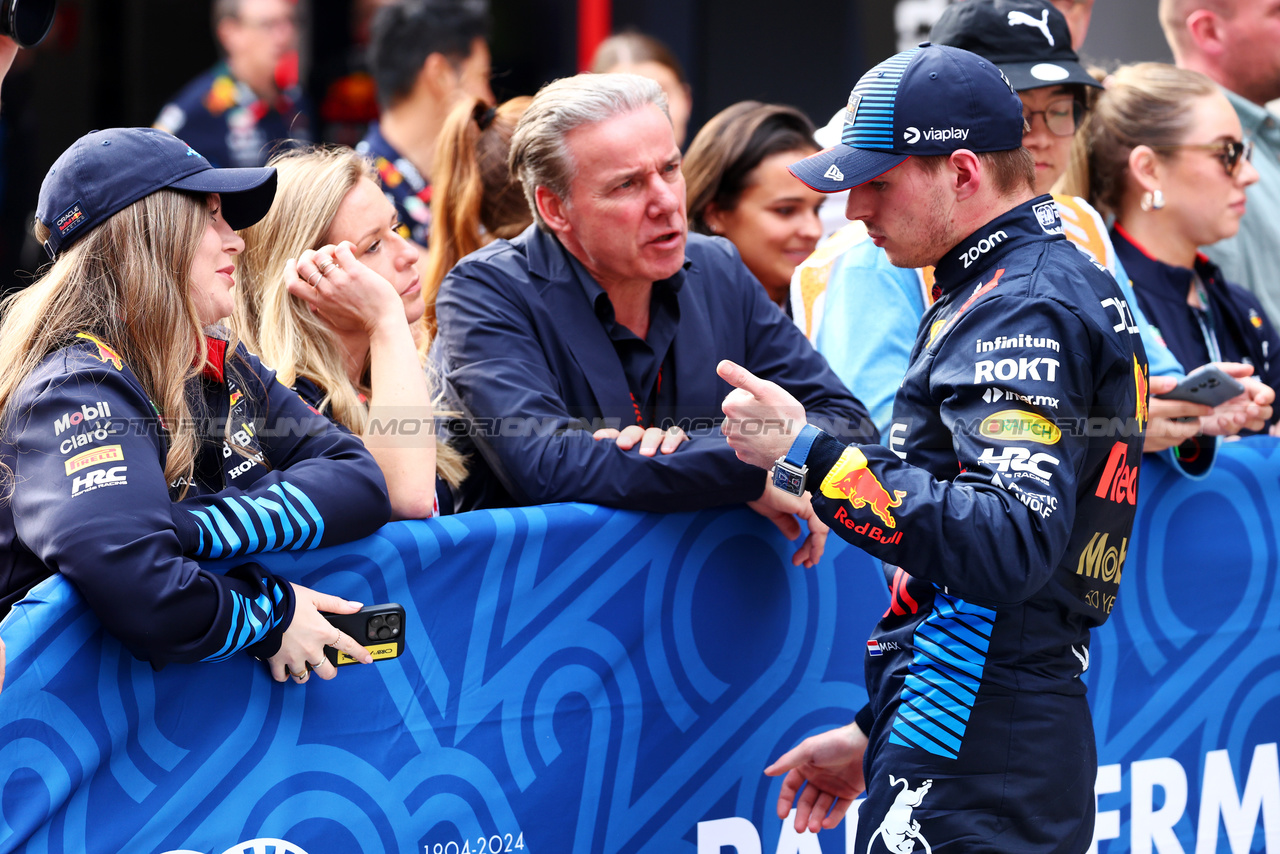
xmin=722 ymin=42 xmax=1146 ymax=853
xmin=0 ymin=128 xmax=390 ymax=683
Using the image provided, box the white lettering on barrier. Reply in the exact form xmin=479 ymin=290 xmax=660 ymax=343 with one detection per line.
xmin=699 ymin=746 xmax=1279 ymax=854
xmin=1089 ymin=763 xmax=1123 ymax=854
xmin=1196 ymin=743 xmax=1280 ymax=854
xmin=1091 ymin=745 xmax=1280 ymax=854
xmin=697 ymin=817 xmax=761 ymax=854
xmin=1132 ymin=757 xmax=1189 ymax=854
xmin=774 ymin=809 xmax=823 ymax=853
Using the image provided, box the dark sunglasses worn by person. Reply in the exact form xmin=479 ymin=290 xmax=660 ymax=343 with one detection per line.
xmin=1151 ymin=138 xmax=1254 ymax=177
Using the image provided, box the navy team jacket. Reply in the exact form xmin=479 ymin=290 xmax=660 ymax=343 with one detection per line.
xmin=0 ymin=333 xmax=390 ymax=667
xmin=794 ymin=197 xmax=1148 ymax=749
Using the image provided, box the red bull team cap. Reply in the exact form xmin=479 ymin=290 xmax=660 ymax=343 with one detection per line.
xmin=790 ymin=43 xmax=1025 ymax=193
xmin=36 ymin=127 xmax=278 ymax=259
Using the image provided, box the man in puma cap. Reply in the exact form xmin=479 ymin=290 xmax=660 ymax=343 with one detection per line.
xmin=717 ymin=42 xmax=1148 ymax=853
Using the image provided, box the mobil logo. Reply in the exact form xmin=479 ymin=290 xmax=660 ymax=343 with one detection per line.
xmin=1077 ymin=531 xmax=1127 ymax=583
xmin=53 ymin=401 xmax=111 ymax=435
xmin=1095 ymin=441 xmax=1138 ymax=505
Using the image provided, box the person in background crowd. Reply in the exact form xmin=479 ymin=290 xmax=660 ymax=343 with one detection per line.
xmin=315 ymin=0 xmax=398 ymax=146
xmin=1161 ymin=0 xmax=1280 ymax=329
xmin=1075 ymin=63 xmax=1279 ymax=436
xmin=0 ymin=128 xmax=390 ymax=681
xmin=1048 ymin=0 xmax=1094 ymax=48
xmin=684 ymin=102 xmax=824 ymax=312
xmin=590 ymin=31 xmax=693 ymax=148
xmin=434 ymin=73 xmax=873 ymax=563
xmin=726 ymin=42 xmax=1145 ymax=851
xmin=0 ymin=36 xmax=15 ymax=92
xmin=154 ymin=0 xmax=312 ymax=168
xmin=422 ymin=95 xmax=533 ymax=341
xmin=359 ymin=0 xmax=493 ymax=251
xmin=234 ymin=146 xmax=466 ymax=517
xmin=795 ymin=0 xmax=1265 ymax=477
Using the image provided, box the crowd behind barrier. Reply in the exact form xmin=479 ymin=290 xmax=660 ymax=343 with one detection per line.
xmin=1 ymin=440 xmax=1278 ymax=854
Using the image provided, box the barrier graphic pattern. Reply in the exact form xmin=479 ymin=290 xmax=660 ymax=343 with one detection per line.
xmin=2 ymin=441 xmax=1279 ymax=853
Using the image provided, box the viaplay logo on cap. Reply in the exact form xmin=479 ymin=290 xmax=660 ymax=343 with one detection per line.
xmin=903 ymin=126 xmax=971 ymax=145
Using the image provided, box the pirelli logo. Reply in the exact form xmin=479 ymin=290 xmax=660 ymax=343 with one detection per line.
xmin=64 ymin=444 xmax=124 ymax=476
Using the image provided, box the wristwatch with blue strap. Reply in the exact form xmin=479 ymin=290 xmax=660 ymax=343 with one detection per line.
xmin=771 ymin=424 xmax=820 ymax=497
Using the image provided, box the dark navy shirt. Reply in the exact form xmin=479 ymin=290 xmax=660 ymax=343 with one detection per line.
xmin=356 ymin=121 xmax=432 ymax=247
xmin=154 ymin=62 xmax=312 ymax=168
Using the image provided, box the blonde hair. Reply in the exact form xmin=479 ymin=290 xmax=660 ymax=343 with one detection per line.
xmin=0 ymin=190 xmax=215 ymax=498
xmin=423 ymin=95 xmax=533 ymax=340
xmin=234 ymin=145 xmax=468 ymax=488
xmin=1073 ymin=63 xmax=1217 ymax=216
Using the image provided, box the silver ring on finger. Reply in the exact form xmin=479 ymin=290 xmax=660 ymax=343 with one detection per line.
xmin=317 ymin=260 xmax=337 ymax=276
xmin=307 ymin=270 xmax=322 ymax=287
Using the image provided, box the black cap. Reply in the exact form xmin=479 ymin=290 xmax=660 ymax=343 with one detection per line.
xmin=929 ymin=0 xmax=1101 ymax=92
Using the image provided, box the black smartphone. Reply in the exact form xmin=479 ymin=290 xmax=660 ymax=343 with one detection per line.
xmin=322 ymin=603 xmax=406 ymax=666
xmin=1155 ymin=364 xmax=1246 ymax=408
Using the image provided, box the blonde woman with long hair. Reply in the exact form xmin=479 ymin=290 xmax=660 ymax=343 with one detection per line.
xmin=235 ymin=146 xmax=464 ymax=516
xmin=0 ymin=128 xmax=390 ymax=683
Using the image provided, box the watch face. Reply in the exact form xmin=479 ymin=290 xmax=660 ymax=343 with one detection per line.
xmin=773 ymin=466 xmax=805 ymax=496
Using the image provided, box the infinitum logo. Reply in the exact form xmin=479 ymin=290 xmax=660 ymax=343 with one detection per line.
xmin=903 ymin=126 xmax=970 ymax=145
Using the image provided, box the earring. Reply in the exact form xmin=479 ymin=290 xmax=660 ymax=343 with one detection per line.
xmin=1141 ymin=190 xmax=1165 ymax=212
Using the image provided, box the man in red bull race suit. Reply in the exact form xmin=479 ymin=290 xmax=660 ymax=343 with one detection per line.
xmin=719 ymin=44 xmax=1147 ymax=854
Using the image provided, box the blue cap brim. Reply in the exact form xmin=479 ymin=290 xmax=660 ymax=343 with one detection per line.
xmin=789 ymin=145 xmax=909 ymax=193
xmin=170 ymin=166 xmax=278 ymax=230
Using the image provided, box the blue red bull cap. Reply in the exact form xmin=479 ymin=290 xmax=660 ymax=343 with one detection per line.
xmin=790 ymin=43 xmax=1025 ymax=193
xmin=36 ymin=127 xmax=278 ymax=259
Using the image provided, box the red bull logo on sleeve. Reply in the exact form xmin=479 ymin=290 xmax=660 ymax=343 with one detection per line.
xmin=75 ymin=332 xmax=123 ymax=371
xmin=1133 ymin=355 xmax=1148 ymax=433
xmin=229 ymin=390 xmax=244 ymax=409
xmin=820 ymin=447 xmax=907 ymax=535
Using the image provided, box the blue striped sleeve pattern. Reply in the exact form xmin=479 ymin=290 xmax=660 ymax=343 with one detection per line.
xmin=200 ymin=574 xmax=291 ymax=662
xmin=888 ymin=592 xmax=996 ymax=760
xmin=185 ymin=483 xmax=326 ymax=560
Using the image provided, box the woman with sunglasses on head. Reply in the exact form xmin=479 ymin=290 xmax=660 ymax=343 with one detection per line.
xmin=1078 ymin=63 xmax=1280 ymax=435
xmin=0 ymin=128 xmax=390 ymax=683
